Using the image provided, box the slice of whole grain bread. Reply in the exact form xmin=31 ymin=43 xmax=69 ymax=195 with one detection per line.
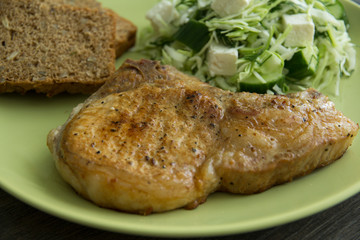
xmin=46 ymin=0 xmax=137 ymax=58
xmin=0 ymin=0 xmax=135 ymax=96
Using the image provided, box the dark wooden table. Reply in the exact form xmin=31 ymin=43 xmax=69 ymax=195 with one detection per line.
xmin=1 ymin=188 xmax=359 ymax=240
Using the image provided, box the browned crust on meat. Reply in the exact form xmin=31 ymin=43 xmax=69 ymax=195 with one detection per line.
xmin=47 ymin=59 xmax=359 ymax=214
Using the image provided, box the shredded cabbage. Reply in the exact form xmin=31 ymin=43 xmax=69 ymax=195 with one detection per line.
xmin=136 ymin=0 xmax=356 ymax=95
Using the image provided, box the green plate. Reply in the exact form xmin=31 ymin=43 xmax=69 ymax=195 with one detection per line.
xmin=1 ymin=0 xmax=360 ymax=238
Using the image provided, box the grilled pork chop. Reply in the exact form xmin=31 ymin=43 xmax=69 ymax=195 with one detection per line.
xmin=47 ymin=59 xmax=358 ymax=214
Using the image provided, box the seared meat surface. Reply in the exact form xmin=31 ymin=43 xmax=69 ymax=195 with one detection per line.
xmin=47 ymin=59 xmax=358 ymax=214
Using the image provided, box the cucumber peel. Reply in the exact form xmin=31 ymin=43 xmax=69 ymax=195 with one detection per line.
xmin=173 ymin=19 xmax=210 ymax=52
xmin=285 ymin=47 xmax=318 ymax=80
xmin=240 ymin=75 xmax=285 ymax=94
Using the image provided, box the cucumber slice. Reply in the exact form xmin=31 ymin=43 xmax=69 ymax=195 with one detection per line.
xmin=240 ymin=74 xmax=285 ymax=94
xmin=285 ymin=47 xmax=318 ymax=80
xmin=173 ymin=19 xmax=210 ymax=52
xmin=240 ymin=51 xmax=284 ymax=93
xmin=257 ymin=50 xmax=284 ymax=75
xmin=325 ymin=0 xmax=349 ymax=26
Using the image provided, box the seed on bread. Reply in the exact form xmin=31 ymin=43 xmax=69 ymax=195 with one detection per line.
xmin=1 ymin=16 xmax=10 ymax=29
xmin=6 ymin=51 xmax=19 ymax=61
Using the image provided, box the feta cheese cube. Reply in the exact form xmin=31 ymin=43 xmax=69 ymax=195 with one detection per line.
xmin=211 ymin=0 xmax=250 ymax=17
xmin=207 ymin=44 xmax=238 ymax=76
xmin=283 ymin=14 xmax=315 ymax=47
xmin=146 ymin=0 xmax=179 ymax=32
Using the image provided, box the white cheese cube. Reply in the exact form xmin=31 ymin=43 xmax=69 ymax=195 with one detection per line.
xmin=207 ymin=44 xmax=238 ymax=76
xmin=283 ymin=14 xmax=315 ymax=47
xmin=146 ymin=0 xmax=179 ymax=32
xmin=211 ymin=0 xmax=250 ymax=17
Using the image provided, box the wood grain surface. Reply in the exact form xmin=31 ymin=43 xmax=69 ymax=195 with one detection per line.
xmin=1 ymin=188 xmax=359 ymax=240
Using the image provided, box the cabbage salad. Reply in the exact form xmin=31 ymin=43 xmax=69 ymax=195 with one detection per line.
xmin=137 ymin=0 xmax=356 ymax=95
